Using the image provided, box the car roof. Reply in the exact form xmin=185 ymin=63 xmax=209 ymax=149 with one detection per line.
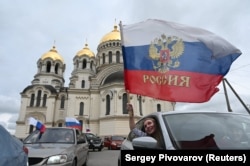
xmin=46 ymin=127 xmax=74 ymax=129
xmin=141 ymin=110 xmax=249 ymax=119
xmin=46 ymin=127 xmax=82 ymax=131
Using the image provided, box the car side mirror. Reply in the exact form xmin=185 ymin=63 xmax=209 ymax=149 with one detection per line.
xmin=132 ymin=136 xmax=158 ymax=150
xmin=77 ymin=138 xmax=86 ymax=144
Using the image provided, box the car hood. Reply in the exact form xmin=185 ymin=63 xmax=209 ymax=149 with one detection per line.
xmin=112 ymin=140 xmax=123 ymax=144
xmin=25 ymin=143 xmax=74 ymax=158
xmin=88 ymin=137 xmax=101 ymax=141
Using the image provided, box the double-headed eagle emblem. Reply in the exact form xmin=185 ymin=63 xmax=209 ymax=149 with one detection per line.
xmin=149 ymin=34 xmax=184 ymax=73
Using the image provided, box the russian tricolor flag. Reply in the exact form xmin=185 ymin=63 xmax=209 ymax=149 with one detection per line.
xmin=65 ymin=117 xmax=82 ymax=131
xmin=28 ymin=117 xmax=46 ymax=133
xmin=120 ymin=19 xmax=241 ymax=103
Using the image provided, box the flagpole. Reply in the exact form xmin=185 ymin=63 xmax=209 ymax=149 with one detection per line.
xmin=222 ymin=78 xmax=232 ymax=112
xmin=223 ymin=78 xmax=250 ymax=114
xmin=120 ymin=20 xmax=130 ymax=104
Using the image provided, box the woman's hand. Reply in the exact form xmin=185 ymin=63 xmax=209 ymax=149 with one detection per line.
xmin=127 ymin=103 xmax=134 ymax=117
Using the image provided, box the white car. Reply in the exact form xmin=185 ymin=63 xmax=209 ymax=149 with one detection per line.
xmin=118 ymin=111 xmax=250 ymax=165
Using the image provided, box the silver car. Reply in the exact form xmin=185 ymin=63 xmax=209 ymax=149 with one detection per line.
xmin=118 ymin=111 xmax=250 ymax=164
xmin=23 ymin=127 xmax=89 ymax=166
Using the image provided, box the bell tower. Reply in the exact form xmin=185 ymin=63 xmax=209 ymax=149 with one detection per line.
xmin=33 ymin=45 xmax=66 ymax=91
xmin=69 ymin=43 xmax=96 ymax=89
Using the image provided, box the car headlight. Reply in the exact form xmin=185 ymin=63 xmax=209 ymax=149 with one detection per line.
xmin=47 ymin=155 xmax=67 ymax=164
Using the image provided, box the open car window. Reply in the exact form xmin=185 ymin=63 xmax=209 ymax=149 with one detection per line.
xmin=127 ymin=118 xmax=145 ymax=141
xmin=127 ymin=115 xmax=166 ymax=149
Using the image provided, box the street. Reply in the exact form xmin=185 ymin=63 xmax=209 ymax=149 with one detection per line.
xmin=88 ymin=148 xmax=120 ymax=166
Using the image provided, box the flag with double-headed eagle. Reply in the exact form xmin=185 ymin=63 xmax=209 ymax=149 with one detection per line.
xmin=120 ymin=19 xmax=241 ymax=103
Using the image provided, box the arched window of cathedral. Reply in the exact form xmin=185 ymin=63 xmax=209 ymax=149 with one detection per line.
xmin=42 ymin=94 xmax=47 ymax=107
xmin=157 ymin=104 xmax=161 ymax=112
xmin=81 ymin=80 xmax=85 ymax=88
xmin=108 ymin=51 xmax=112 ymax=64
xmin=79 ymin=102 xmax=84 ymax=116
xmin=39 ymin=62 xmax=42 ymax=72
xmin=76 ymin=60 xmax=79 ymax=68
xmin=82 ymin=59 xmax=87 ymax=69
xmin=60 ymin=96 xmax=65 ymax=109
xmin=30 ymin=93 xmax=35 ymax=107
xmin=55 ymin=63 xmax=59 ymax=74
xmin=46 ymin=61 xmax=51 ymax=73
xmin=122 ymin=93 xmax=128 ymax=114
xmin=90 ymin=61 xmax=93 ymax=70
xmin=36 ymin=90 xmax=42 ymax=107
xmin=29 ymin=125 xmax=34 ymax=134
xmin=116 ymin=51 xmax=120 ymax=63
xmin=105 ymin=95 xmax=110 ymax=115
xmin=138 ymin=95 xmax=143 ymax=116
xmin=102 ymin=53 xmax=105 ymax=64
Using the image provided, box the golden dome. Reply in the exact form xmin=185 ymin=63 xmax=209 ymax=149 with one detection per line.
xmin=76 ymin=43 xmax=95 ymax=57
xmin=100 ymin=25 xmax=121 ymax=43
xmin=41 ymin=46 xmax=64 ymax=63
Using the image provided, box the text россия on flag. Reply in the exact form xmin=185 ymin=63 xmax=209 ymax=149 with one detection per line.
xmin=120 ymin=19 xmax=241 ymax=103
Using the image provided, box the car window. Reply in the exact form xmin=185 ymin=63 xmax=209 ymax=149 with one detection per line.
xmin=76 ymin=129 xmax=80 ymax=136
xmin=78 ymin=133 xmax=87 ymax=142
xmin=127 ymin=116 xmax=165 ymax=149
xmin=127 ymin=118 xmax=145 ymax=141
xmin=111 ymin=136 xmax=124 ymax=141
xmin=86 ymin=133 xmax=97 ymax=139
xmin=163 ymin=113 xmax=250 ymax=149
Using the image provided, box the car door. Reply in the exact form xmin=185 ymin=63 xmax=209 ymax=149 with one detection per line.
xmin=74 ymin=130 xmax=87 ymax=165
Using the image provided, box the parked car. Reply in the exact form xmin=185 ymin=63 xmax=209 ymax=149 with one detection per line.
xmin=0 ymin=125 xmax=28 ymax=166
xmin=104 ymin=136 xmax=125 ymax=150
xmin=118 ymin=111 xmax=250 ymax=165
xmin=85 ymin=132 xmax=103 ymax=151
xmin=23 ymin=127 xmax=89 ymax=166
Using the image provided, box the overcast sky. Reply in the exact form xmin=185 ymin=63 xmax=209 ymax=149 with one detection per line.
xmin=1 ymin=0 xmax=250 ymax=134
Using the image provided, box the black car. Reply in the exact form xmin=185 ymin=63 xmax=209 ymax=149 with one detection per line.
xmin=85 ymin=133 xmax=103 ymax=151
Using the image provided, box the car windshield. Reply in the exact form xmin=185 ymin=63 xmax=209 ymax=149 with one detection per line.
xmin=163 ymin=112 xmax=250 ymax=149
xmin=86 ymin=133 xmax=97 ymax=139
xmin=111 ymin=136 xmax=124 ymax=141
xmin=23 ymin=128 xmax=75 ymax=144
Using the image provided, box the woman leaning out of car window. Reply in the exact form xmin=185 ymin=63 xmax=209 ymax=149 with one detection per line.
xmin=127 ymin=103 xmax=164 ymax=148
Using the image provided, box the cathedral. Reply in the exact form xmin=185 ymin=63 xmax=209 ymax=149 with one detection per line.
xmin=15 ymin=24 xmax=175 ymax=139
